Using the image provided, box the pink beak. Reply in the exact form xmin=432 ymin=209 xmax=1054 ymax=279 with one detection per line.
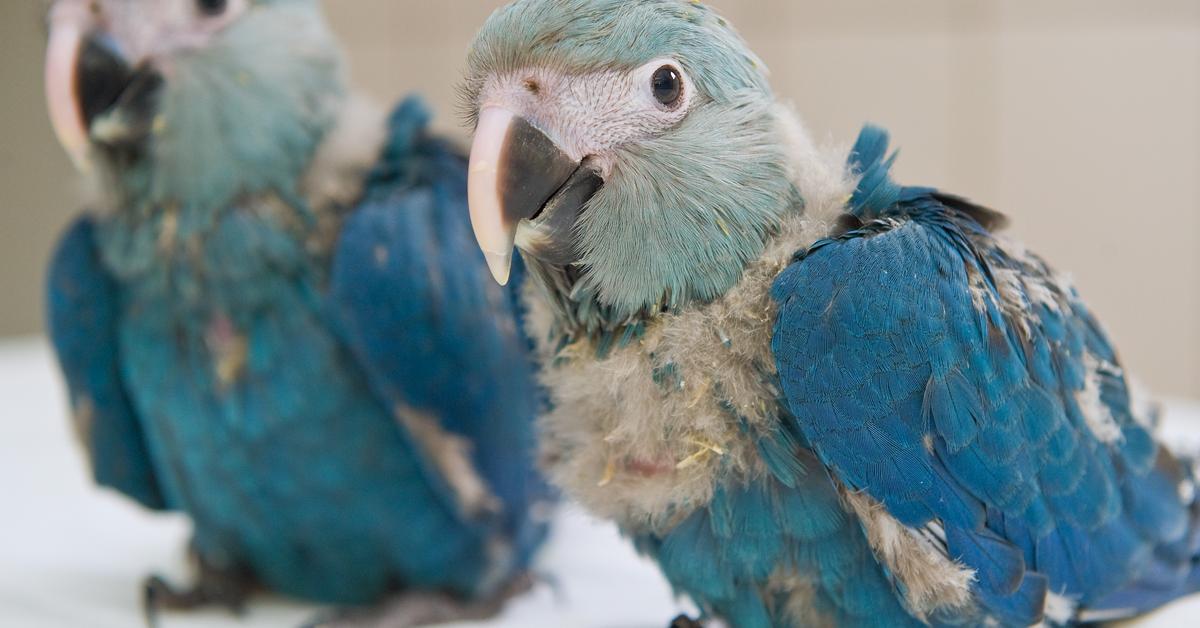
xmin=466 ymin=107 xmax=586 ymax=285
xmin=44 ymin=1 xmax=91 ymax=171
xmin=467 ymin=108 xmax=522 ymax=285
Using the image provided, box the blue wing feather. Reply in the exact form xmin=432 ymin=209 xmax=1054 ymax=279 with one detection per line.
xmin=328 ymin=97 xmax=551 ymax=565
xmin=46 ymin=216 xmax=166 ymax=510
xmin=645 ymin=422 xmax=921 ymax=627
xmin=772 ymin=126 xmax=1199 ymax=622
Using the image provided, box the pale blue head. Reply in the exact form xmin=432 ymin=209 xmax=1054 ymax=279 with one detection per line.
xmin=45 ymin=0 xmax=344 ymax=212
xmin=463 ymin=0 xmax=797 ymax=336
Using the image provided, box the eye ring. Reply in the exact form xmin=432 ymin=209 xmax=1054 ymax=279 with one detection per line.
xmin=650 ymin=65 xmax=683 ymax=109
xmin=197 ymin=0 xmax=228 ymax=16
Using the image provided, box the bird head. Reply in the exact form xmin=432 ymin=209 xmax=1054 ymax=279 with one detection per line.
xmin=463 ymin=0 xmax=797 ymax=328
xmin=44 ymin=0 xmax=344 ymax=209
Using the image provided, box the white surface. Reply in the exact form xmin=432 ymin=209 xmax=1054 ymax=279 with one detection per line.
xmin=1 ymin=336 xmax=1198 ymax=628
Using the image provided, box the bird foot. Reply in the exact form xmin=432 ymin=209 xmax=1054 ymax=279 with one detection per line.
xmin=142 ymin=557 xmax=256 ymax=628
xmin=304 ymin=573 xmax=534 ymax=628
xmin=670 ymin=614 xmax=705 ymax=628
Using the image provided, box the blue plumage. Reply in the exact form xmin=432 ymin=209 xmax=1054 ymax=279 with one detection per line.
xmin=47 ymin=218 xmax=165 ymax=511
xmin=644 ymin=440 xmax=922 ymax=628
xmin=329 ymin=100 xmax=551 ymax=569
xmin=47 ymin=98 xmax=550 ymax=605
xmin=44 ymin=0 xmax=551 ymax=613
xmin=458 ymin=2 xmax=1200 ymax=625
xmin=773 ymin=126 xmax=1200 ymax=623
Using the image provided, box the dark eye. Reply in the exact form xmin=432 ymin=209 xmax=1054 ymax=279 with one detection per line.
xmin=651 ymin=65 xmax=682 ymax=107
xmin=197 ymin=0 xmax=227 ymax=16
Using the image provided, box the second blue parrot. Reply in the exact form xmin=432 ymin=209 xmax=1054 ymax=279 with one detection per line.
xmin=43 ymin=0 xmax=550 ymax=622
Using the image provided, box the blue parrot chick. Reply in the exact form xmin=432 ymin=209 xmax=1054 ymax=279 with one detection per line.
xmin=462 ymin=1 xmax=1200 ymax=625
xmin=43 ymin=0 xmax=551 ymax=622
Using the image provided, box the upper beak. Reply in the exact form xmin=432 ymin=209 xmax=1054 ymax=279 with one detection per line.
xmin=45 ymin=5 xmax=163 ymax=171
xmin=467 ymin=107 xmax=597 ymax=285
xmin=45 ymin=5 xmax=90 ymax=170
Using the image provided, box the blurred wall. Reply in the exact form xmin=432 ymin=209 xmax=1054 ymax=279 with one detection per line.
xmin=1 ymin=0 xmax=1197 ymax=396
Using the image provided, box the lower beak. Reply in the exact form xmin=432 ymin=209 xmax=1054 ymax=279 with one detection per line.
xmin=467 ymin=107 xmax=600 ymax=285
xmin=45 ymin=12 xmax=163 ymax=171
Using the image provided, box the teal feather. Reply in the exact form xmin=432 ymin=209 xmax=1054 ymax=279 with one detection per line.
xmin=111 ymin=1 xmax=341 ymax=216
xmin=466 ymin=0 xmax=798 ymax=349
xmin=463 ymin=0 xmax=770 ymax=118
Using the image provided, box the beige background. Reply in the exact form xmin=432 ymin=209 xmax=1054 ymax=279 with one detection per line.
xmin=1 ymin=1 xmax=1197 ymax=396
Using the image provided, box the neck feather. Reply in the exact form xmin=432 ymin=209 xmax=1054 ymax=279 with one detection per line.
xmin=528 ymin=104 xmax=855 ymax=357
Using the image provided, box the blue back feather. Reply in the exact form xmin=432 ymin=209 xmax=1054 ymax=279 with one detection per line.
xmin=330 ymin=97 xmax=553 ymax=564
xmin=772 ymin=126 xmax=1200 ymax=623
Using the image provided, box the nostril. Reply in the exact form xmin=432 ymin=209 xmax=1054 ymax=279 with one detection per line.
xmin=522 ymin=78 xmax=540 ymax=95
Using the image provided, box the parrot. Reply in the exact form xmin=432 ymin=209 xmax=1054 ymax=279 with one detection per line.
xmin=42 ymin=0 xmax=552 ymax=623
xmin=460 ymin=0 xmax=1200 ymax=626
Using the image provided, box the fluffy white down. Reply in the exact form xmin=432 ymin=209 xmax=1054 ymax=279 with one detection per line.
xmin=843 ymin=491 xmax=978 ymax=620
xmin=526 ymin=105 xmax=850 ymax=534
xmin=393 ymin=403 xmax=501 ymax=520
xmin=301 ymin=92 xmax=388 ymax=213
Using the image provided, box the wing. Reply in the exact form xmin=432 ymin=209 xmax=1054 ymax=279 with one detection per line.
xmin=770 ymin=129 xmax=1195 ymax=622
xmin=644 ymin=437 xmax=921 ymax=628
xmin=47 ymin=216 xmax=166 ymax=510
xmin=328 ymin=97 xmax=550 ymax=564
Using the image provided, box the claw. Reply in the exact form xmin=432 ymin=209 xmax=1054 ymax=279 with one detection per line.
xmin=139 ymin=559 xmax=254 ymax=627
xmin=141 ymin=576 xmax=164 ymax=628
xmin=670 ymin=614 xmax=705 ymax=628
xmin=307 ymin=574 xmax=535 ymax=628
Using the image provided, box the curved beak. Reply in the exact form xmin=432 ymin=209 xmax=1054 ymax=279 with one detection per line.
xmin=45 ymin=4 xmax=164 ymax=172
xmin=45 ymin=6 xmax=90 ymax=170
xmin=467 ymin=107 xmax=593 ymax=285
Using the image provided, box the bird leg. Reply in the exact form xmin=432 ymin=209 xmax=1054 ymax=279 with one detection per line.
xmin=670 ymin=614 xmax=705 ymax=628
xmin=142 ymin=553 xmax=256 ymax=628
xmin=304 ymin=573 xmax=534 ymax=628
